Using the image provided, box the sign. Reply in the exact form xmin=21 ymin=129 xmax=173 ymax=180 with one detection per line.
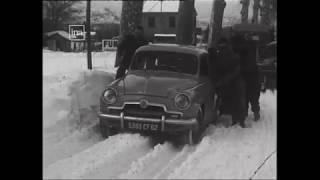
xmin=102 ymin=39 xmax=118 ymax=51
xmin=69 ymin=25 xmax=85 ymax=40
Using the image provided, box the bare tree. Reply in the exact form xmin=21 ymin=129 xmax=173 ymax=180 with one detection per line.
xmin=252 ymin=0 xmax=260 ymax=24
xmin=43 ymin=0 xmax=83 ymax=31
xmin=208 ymin=0 xmax=226 ymax=47
xmin=91 ymin=8 xmax=120 ymax=24
xmin=176 ymin=0 xmax=196 ymax=45
xmin=240 ymin=0 xmax=250 ymax=24
xmin=119 ymin=0 xmax=144 ymax=39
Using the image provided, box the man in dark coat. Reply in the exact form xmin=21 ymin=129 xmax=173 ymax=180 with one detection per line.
xmin=231 ymin=33 xmax=261 ymax=121
xmin=115 ymin=26 xmax=148 ymax=79
xmin=209 ymin=38 xmax=247 ymax=127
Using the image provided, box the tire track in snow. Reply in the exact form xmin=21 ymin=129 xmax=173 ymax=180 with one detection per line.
xmin=44 ymin=133 xmax=151 ymax=179
xmin=152 ymin=145 xmax=195 ymax=179
xmin=43 ymin=122 xmax=102 ymax=168
xmin=117 ymin=142 xmax=186 ymax=179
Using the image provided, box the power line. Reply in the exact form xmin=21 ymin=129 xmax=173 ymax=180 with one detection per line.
xmin=249 ymin=150 xmax=277 ymax=180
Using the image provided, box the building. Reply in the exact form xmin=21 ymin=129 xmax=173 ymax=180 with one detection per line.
xmin=44 ymin=31 xmax=72 ymax=52
xmin=142 ymin=1 xmax=197 ymax=43
xmin=44 ymin=30 xmax=97 ymax=52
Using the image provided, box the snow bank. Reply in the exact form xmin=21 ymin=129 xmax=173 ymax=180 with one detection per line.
xmin=43 ymin=70 xmax=116 ymax=169
xmin=43 ymin=51 xmax=116 ymax=76
xmin=67 ymin=70 xmax=115 ymax=129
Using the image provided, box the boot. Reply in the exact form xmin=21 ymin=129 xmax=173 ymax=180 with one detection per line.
xmin=254 ymin=112 xmax=260 ymax=121
xmin=239 ymin=120 xmax=246 ymax=128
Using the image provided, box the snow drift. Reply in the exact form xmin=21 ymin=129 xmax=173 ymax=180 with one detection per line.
xmin=43 ymin=68 xmax=116 ymax=169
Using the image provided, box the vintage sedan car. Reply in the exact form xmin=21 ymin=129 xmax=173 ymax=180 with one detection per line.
xmin=98 ymin=44 xmax=218 ymax=145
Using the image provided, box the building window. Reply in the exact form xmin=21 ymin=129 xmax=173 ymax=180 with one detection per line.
xmin=169 ymin=16 xmax=176 ymax=28
xmin=148 ymin=17 xmax=155 ymax=28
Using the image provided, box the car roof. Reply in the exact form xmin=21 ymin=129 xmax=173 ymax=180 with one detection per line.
xmin=136 ymin=43 xmax=207 ymax=57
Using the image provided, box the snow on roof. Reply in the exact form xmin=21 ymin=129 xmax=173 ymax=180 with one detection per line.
xmin=45 ymin=30 xmax=70 ymax=39
xmin=45 ymin=30 xmax=96 ymax=40
xmin=143 ymin=0 xmax=179 ymax=12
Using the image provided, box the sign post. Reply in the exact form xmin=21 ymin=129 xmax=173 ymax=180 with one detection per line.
xmin=86 ymin=0 xmax=92 ymax=70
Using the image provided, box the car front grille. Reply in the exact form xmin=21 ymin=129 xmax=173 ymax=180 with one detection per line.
xmin=124 ymin=104 xmax=165 ymax=119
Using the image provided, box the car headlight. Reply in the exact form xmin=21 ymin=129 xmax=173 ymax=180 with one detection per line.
xmin=103 ymin=88 xmax=117 ymax=104
xmin=174 ymin=93 xmax=191 ymax=110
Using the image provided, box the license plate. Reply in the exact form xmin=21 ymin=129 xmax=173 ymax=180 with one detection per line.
xmin=127 ymin=122 xmax=159 ymax=131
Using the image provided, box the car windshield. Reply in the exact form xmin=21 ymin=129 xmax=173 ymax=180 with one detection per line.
xmin=130 ymin=51 xmax=198 ymax=75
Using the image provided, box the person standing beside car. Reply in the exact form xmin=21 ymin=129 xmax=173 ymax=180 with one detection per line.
xmin=115 ymin=26 xmax=148 ymax=79
xmin=231 ymin=33 xmax=261 ymax=121
xmin=209 ymin=38 xmax=247 ymax=127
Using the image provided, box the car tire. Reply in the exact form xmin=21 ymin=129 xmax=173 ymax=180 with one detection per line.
xmin=100 ymin=122 xmax=111 ymax=138
xmin=182 ymin=110 xmax=203 ymax=145
xmin=99 ymin=119 xmax=117 ymax=139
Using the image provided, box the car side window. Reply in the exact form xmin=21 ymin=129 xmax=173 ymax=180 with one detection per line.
xmin=200 ymin=54 xmax=209 ymax=76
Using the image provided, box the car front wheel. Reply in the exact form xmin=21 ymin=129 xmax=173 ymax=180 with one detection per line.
xmin=182 ymin=110 xmax=203 ymax=145
xmin=99 ymin=119 xmax=117 ymax=139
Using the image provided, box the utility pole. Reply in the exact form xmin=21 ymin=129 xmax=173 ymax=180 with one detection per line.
xmin=86 ymin=0 xmax=92 ymax=70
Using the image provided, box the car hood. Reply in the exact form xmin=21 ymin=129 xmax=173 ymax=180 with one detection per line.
xmin=121 ymin=70 xmax=198 ymax=97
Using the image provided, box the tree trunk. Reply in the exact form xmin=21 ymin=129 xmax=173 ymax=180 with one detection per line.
xmin=208 ymin=0 xmax=226 ymax=48
xmin=116 ymin=0 xmax=144 ymax=67
xmin=240 ymin=0 xmax=250 ymax=24
xmin=176 ymin=0 xmax=195 ymax=45
xmin=252 ymin=0 xmax=260 ymax=24
xmin=260 ymin=0 xmax=271 ymax=26
xmin=119 ymin=0 xmax=144 ymax=39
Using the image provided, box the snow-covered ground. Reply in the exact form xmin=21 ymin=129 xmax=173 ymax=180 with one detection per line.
xmin=43 ymin=50 xmax=277 ymax=179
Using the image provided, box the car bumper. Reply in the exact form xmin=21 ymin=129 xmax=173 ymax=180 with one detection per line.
xmin=98 ymin=112 xmax=198 ymax=133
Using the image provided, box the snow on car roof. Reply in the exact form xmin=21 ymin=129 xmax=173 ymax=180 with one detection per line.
xmin=136 ymin=44 xmax=207 ymax=57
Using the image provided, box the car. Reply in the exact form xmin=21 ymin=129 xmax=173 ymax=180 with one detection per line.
xmin=98 ymin=44 xmax=218 ymax=145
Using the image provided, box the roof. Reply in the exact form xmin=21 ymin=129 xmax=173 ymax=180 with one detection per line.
xmin=44 ymin=30 xmax=69 ymax=40
xmin=44 ymin=30 xmax=96 ymax=40
xmin=136 ymin=43 xmax=207 ymax=57
xmin=143 ymin=0 xmax=179 ymax=12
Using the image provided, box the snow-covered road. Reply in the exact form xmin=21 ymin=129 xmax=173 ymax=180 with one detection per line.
xmin=43 ymin=50 xmax=276 ymax=179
